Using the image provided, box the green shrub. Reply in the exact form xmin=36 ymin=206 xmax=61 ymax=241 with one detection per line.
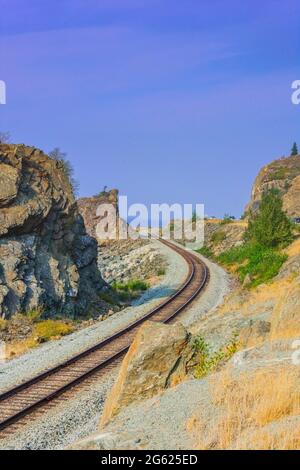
xmin=112 ymin=279 xmax=148 ymax=292
xmin=217 ymin=243 xmax=287 ymax=288
xmin=245 ymin=189 xmax=292 ymax=248
xmin=26 ymin=308 xmax=43 ymax=322
xmin=220 ymin=214 xmax=234 ymax=225
xmin=211 ymin=230 xmax=226 ymax=244
xmin=271 ymin=167 xmax=289 ymax=180
xmin=196 ymin=246 xmax=214 ymax=258
xmin=111 ymin=279 xmax=149 ymax=302
xmin=33 ymin=320 xmax=74 ymax=343
xmin=292 ymin=222 xmax=300 ymax=234
xmin=98 ymin=292 xmax=117 ymax=305
xmin=157 ymin=268 xmax=166 ymax=276
xmin=192 ymin=333 xmax=239 ymax=379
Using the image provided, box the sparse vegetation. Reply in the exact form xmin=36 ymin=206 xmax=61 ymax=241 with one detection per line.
xmin=0 ymin=318 xmax=7 ymax=331
xmin=220 ymin=214 xmax=235 ymax=225
xmin=217 ymin=243 xmax=287 ymax=288
xmin=191 ymin=333 xmax=239 ymax=379
xmin=211 ymin=230 xmax=226 ymax=244
xmin=157 ymin=267 xmax=166 ymax=276
xmin=26 ymin=308 xmax=43 ymax=322
xmin=0 ymin=312 xmax=75 ymax=359
xmin=196 ymin=246 xmax=214 ymax=258
xmin=112 ymin=279 xmax=148 ymax=292
xmin=98 ymin=291 xmax=118 ymax=305
xmin=49 ymin=147 xmax=79 ymax=195
xmin=111 ymin=279 xmax=149 ymax=302
xmin=271 ymin=167 xmax=289 ymax=180
xmin=199 ymin=367 xmax=300 ymax=449
xmin=245 ymin=189 xmax=293 ymax=248
xmin=33 ymin=320 xmax=74 ymax=343
xmin=215 ymin=190 xmax=291 ymax=287
xmin=97 ymin=186 xmax=109 ymax=197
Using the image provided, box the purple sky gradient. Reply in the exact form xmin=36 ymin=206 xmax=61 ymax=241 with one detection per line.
xmin=1 ymin=0 xmax=299 ymax=217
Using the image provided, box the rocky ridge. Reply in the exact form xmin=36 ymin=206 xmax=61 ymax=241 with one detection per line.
xmin=0 ymin=144 xmax=106 ymax=319
xmin=246 ymin=154 xmax=300 ymax=217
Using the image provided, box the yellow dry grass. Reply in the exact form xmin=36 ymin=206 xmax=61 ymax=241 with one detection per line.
xmin=197 ymin=366 xmax=300 ymax=450
xmin=235 ymin=425 xmax=300 ymax=450
xmin=284 ymin=237 xmax=300 ymax=258
xmin=2 ymin=320 xmax=74 ymax=360
xmin=218 ymin=274 xmax=296 ymax=318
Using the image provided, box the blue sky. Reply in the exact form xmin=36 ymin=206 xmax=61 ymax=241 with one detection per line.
xmin=1 ymin=0 xmax=299 ymax=217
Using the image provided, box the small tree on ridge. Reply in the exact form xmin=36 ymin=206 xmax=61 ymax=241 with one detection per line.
xmin=245 ymin=189 xmax=292 ymax=248
xmin=291 ymin=142 xmax=298 ymax=156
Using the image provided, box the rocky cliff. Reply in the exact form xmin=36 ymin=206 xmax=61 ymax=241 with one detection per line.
xmin=77 ymin=189 xmax=119 ymax=240
xmin=78 ymin=191 xmax=167 ymax=285
xmin=246 ymin=154 xmax=300 ymax=217
xmin=0 ymin=144 xmax=106 ymax=319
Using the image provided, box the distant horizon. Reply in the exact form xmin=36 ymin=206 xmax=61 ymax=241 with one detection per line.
xmin=1 ymin=0 xmax=299 ymax=218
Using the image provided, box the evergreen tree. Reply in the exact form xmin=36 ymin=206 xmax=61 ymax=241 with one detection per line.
xmin=291 ymin=142 xmax=298 ymax=156
xmin=245 ymin=189 xmax=292 ymax=248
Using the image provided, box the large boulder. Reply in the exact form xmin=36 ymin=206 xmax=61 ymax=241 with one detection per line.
xmin=100 ymin=321 xmax=192 ymax=426
xmin=0 ymin=143 xmax=106 ymax=318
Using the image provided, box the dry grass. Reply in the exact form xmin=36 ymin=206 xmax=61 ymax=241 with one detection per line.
xmin=0 ymin=318 xmax=7 ymax=331
xmin=3 ymin=320 xmax=74 ymax=359
xmin=284 ymin=237 xmax=300 ymax=257
xmin=33 ymin=320 xmax=74 ymax=343
xmin=198 ymin=366 xmax=300 ymax=449
xmin=235 ymin=424 xmax=300 ymax=450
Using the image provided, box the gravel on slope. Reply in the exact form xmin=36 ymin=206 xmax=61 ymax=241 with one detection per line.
xmin=0 ymin=242 xmax=231 ymax=450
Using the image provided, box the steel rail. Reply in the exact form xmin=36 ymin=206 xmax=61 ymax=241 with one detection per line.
xmin=0 ymin=240 xmax=208 ymax=434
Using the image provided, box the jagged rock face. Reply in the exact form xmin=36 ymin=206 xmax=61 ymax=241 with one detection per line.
xmin=204 ymin=220 xmax=246 ymax=256
xmin=0 ymin=144 xmax=106 ymax=319
xmin=100 ymin=321 xmax=192 ymax=427
xmin=246 ymin=154 xmax=300 ymax=217
xmin=77 ymin=190 xmax=119 ymax=239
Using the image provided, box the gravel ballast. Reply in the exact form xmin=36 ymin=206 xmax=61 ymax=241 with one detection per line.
xmin=0 ymin=241 xmax=231 ymax=450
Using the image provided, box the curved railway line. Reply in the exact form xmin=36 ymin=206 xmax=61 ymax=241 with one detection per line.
xmin=0 ymin=240 xmax=209 ymax=437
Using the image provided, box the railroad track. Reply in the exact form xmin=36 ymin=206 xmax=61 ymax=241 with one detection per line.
xmin=0 ymin=240 xmax=209 ymax=437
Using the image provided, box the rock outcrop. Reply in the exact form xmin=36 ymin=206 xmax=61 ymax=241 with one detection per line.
xmin=77 ymin=189 xmax=119 ymax=240
xmin=0 ymin=143 xmax=106 ymax=319
xmin=246 ymin=154 xmax=300 ymax=217
xmin=78 ymin=191 xmax=167 ymax=284
xmin=203 ymin=219 xmax=246 ymax=256
xmin=100 ymin=321 xmax=192 ymax=427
